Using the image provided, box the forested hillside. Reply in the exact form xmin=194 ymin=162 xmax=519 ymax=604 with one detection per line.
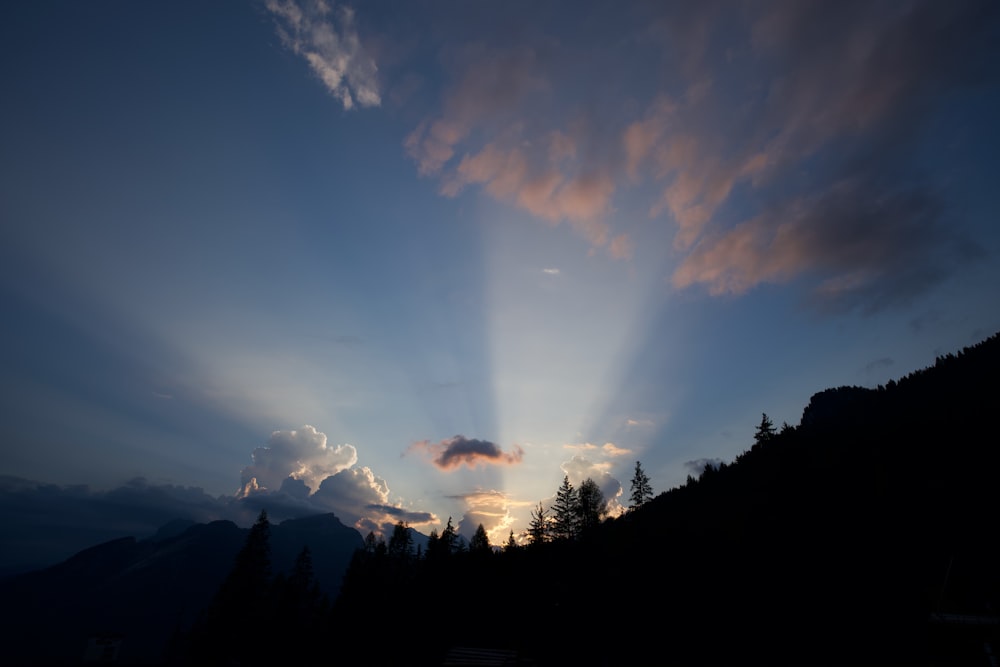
xmin=329 ymin=331 xmax=1000 ymax=666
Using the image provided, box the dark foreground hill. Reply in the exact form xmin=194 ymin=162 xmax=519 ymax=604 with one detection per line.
xmin=0 ymin=513 xmax=362 ymax=665
xmin=333 ymin=332 xmax=1000 ymax=666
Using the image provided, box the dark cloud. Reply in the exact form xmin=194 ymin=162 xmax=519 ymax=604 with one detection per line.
xmin=409 ymin=435 xmax=524 ymax=470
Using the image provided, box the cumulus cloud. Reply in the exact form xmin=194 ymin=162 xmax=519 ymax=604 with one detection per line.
xmin=408 ymin=435 xmax=525 ymax=470
xmin=266 ymin=0 xmax=380 ymax=110
xmin=236 ymin=426 xmax=439 ymax=533
xmin=240 ymin=425 xmax=357 ymax=494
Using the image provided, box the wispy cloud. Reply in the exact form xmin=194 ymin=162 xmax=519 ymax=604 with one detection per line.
xmin=564 ymin=442 xmax=631 ymax=457
xmin=408 ymin=435 xmax=525 ymax=470
xmin=399 ymin=1 xmax=995 ymax=308
xmin=655 ymin=0 xmax=995 ymax=311
xmin=266 ymin=0 xmax=380 ymax=110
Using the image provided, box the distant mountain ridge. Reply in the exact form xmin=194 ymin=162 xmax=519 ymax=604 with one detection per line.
xmin=0 ymin=512 xmax=363 ymax=665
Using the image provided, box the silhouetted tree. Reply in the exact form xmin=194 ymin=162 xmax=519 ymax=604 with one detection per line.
xmin=215 ymin=509 xmax=272 ymax=613
xmin=363 ymin=530 xmax=378 ymax=553
xmin=576 ymin=478 xmax=607 ymax=533
xmin=528 ymin=502 xmax=549 ymax=545
xmin=440 ymin=516 xmax=458 ymax=555
xmin=629 ymin=461 xmax=653 ymax=510
xmin=190 ymin=510 xmax=273 ymax=664
xmin=470 ymin=523 xmax=491 ymax=554
xmin=387 ymin=521 xmax=413 ymax=560
xmin=425 ymin=528 xmax=441 ymax=559
xmin=754 ymin=412 xmax=776 ymax=446
xmin=504 ymin=530 xmax=518 ymax=553
xmin=552 ymin=475 xmax=578 ymax=540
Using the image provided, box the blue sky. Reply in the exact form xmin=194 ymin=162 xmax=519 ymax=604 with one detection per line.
xmin=1 ymin=0 xmax=999 ymax=569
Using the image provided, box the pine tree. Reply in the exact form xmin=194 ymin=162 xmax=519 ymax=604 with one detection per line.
xmin=191 ymin=510 xmax=273 ymax=663
xmin=754 ymin=412 xmax=776 ymax=446
xmin=552 ymin=475 xmax=578 ymax=540
xmin=576 ymin=478 xmax=607 ymax=534
xmin=387 ymin=521 xmax=413 ymax=560
xmin=504 ymin=530 xmax=518 ymax=552
xmin=425 ymin=529 xmax=441 ymax=559
xmin=528 ymin=502 xmax=549 ymax=545
xmin=440 ymin=516 xmax=457 ymax=555
xmin=629 ymin=461 xmax=653 ymax=510
xmin=470 ymin=523 xmax=491 ymax=554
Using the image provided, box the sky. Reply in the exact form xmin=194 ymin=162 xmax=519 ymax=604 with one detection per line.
xmin=1 ymin=0 xmax=999 ymax=572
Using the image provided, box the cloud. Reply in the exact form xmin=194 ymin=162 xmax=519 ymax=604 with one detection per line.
xmin=564 ymin=442 xmax=631 ymax=457
xmin=609 ymin=234 xmax=634 ymax=261
xmin=542 ymin=267 xmax=560 ymax=275
xmin=266 ymin=0 xmax=380 ymax=110
xmin=441 ymin=141 xmax=616 ymax=247
xmin=240 ymin=425 xmax=357 ymax=494
xmin=670 ymin=177 xmax=976 ymax=313
xmin=399 ymin=1 xmax=995 ymax=305
xmin=649 ymin=0 xmax=997 ymax=310
xmin=236 ymin=426 xmax=440 ymax=533
xmin=404 ymin=45 xmax=547 ymax=175
xmin=404 ymin=44 xmax=627 ymax=255
xmin=408 ymin=435 xmax=525 ymax=470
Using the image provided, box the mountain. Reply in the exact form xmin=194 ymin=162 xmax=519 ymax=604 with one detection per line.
xmin=0 ymin=512 xmax=363 ymax=665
